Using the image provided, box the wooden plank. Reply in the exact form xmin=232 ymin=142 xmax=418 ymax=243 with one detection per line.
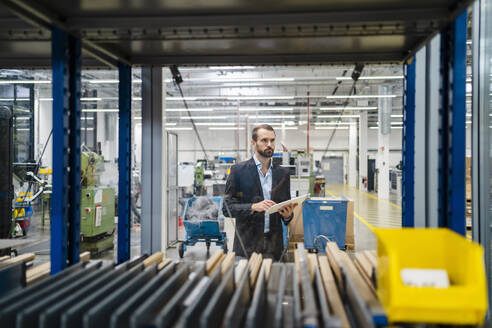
xmin=208 ymin=254 xmax=226 ymax=275
xmin=325 ymin=242 xmax=344 ymax=289
xmin=206 ymin=249 xmax=224 ymax=275
xmin=157 ymin=258 xmax=172 ymax=271
xmin=317 ymin=255 xmax=351 ymax=328
xmin=249 ymin=253 xmax=263 ymax=287
xmin=353 ymin=257 xmax=376 ymax=295
xmin=0 ymin=255 xmax=10 ymax=262
xmin=80 ymin=251 xmax=91 ymax=262
xmin=261 ymin=258 xmax=272 ymax=281
xmin=307 ymin=253 xmax=318 ymax=282
xmin=0 ymin=253 xmax=35 ymax=269
xmin=221 ymin=252 xmax=236 ymax=275
xmin=337 ymin=250 xmax=380 ymax=308
xmin=143 ymin=252 xmax=164 ymax=267
xmin=234 ymin=259 xmax=248 ymax=284
xmin=26 ymin=262 xmax=50 ymax=285
xmin=355 ymin=253 xmax=373 ymax=281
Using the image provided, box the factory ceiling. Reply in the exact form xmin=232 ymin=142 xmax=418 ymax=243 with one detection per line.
xmin=0 ymin=0 xmax=473 ymax=68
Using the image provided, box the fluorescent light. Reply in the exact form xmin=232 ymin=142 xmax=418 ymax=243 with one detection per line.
xmin=16 ymin=128 xmax=30 ymax=131
xmin=391 ymin=114 xmax=403 ymax=118
xmin=280 ymin=127 xmax=298 ymax=130
xmin=166 ymin=127 xmax=193 ymax=131
xmin=14 ymin=117 xmax=31 ymax=120
xmin=209 ymin=66 xmax=255 ymax=70
xmin=181 ymin=116 xmax=228 ymax=120
xmin=0 ymin=98 xmax=30 ymax=101
xmin=314 ymin=122 xmax=356 ymax=126
xmin=249 ymin=122 xmax=284 ymax=126
xmin=166 ymin=97 xmax=197 ymax=101
xmin=0 ymin=80 xmax=50 ymax=84
xmin=336 ymin=76 xmax=404 ymax=80
xmin=81 ymin=97 xmax=102 ymax=101
xmin=315 ymin=127 xmax=349 ymax=130
xmin=249 ymin=115 xmax=295 ymax=119
xmin=227 ymin=96 xmax=295 ymax=100
xmin=318 ymin=114 xmax=360 ymax=118
xmin=326 ymin=95 xmax=397 ymax=99
xmin=210 ymin=78 xmax=295 ymax=82
xmin=222 ymin=83 xmax=264 ymax=87
xmin=82 ymin=127 xmax=94 ymax=131
xmin=239 ymin=107 xmax=294 ymax=112
xmin=166 ymin=108 xmax=214 ymax=112
xmin=320 ymin=106 xmax=377 ymax=110
xmin=82 ymin=109 xmax=118 ymax=112
xmin=195 ymin=122 xmax=236 ymax=126
xmin=209 ymin=127 xmax=245 ymax=130
xmin=81 ymin=117 xmax=94 ymax=120
xmin=370 ymin=126 xmax=404 ymax=129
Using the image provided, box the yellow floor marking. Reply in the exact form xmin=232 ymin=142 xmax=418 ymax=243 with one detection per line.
xmin=354 ymin=212 xmax=374 ymax=232
xmin=347 ymin=185 xmax=402 ymax=210
xmin=466 ymin=233 xmax=472 ymax=240
xmin=325 ymin=189 xmax=337 ymax=197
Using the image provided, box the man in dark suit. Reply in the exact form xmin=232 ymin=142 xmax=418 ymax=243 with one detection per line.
xmin=223 ymin=124 xmax=296 ymax=260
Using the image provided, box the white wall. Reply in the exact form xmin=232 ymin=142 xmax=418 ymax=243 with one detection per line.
xmin=166 ymin=126 xmax=403 ymax=167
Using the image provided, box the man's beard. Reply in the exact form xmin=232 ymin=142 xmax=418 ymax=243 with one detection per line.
xmin=258 ymin=148 xmax=273 ymax=158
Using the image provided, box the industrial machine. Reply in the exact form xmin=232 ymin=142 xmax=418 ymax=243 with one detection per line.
xmin=194 ymin=161 xmax=206 ymax=196
xmin=80 ymin=151 xmax=115 ymax=254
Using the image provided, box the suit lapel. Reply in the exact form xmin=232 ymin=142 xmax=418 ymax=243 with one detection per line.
xmin=271 ymin=164 xmax=283 ymax=201
xmin=247 ymin=158 xmax=264 ymax=199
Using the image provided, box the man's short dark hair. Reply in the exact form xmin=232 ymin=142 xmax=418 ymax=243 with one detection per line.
xmin=252 ymin=124 xmax=276 ymax=141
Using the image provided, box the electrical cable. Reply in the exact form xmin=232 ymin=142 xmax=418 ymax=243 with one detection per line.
xmin=320 ymin=64 xmax=364 ymax=159
xmin=170 ymin=65 xmax=209 ymax=161
xmin=221 ymin=196 xmax=249 ymax=259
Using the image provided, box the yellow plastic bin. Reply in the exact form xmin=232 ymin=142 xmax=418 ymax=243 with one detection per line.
xmin=375 ymin=228 xmax=487 ymax=325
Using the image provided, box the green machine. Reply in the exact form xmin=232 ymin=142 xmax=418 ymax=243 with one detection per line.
xmin=80 ymin=151 xmax=115 ymax=254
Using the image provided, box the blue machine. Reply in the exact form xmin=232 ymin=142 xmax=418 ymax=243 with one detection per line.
xmin=179 ymin=196 xmax=228 ymax=258
xmin=302 ymin=198 xmax=348 ymax=252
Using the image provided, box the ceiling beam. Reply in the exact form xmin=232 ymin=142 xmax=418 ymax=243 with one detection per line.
xmin=131 ymin=53 xmax=404 ymax=65
xmin=0 ymin=0 xmax=130 ymax=67
xmin=66 ymin=9 xmax=449 ymax=29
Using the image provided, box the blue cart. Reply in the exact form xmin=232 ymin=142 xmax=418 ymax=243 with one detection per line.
xmin=178 ymin=196 xmax=228 ymax=258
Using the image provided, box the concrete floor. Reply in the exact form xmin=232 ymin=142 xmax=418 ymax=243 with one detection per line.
xmin=14 ymin=183 xmax=402 ymax=264
xmin=325 ymin=183 xmax=402 ymax=252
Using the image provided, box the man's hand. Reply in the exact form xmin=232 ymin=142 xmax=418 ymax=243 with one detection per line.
xmin=278 ymin=203 xmax=298 ymax=219
xmin=251 ymin=200 xmax=276 ymax=212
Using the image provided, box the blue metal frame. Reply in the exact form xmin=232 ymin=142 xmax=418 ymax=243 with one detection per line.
xmin=117 ymin=63 xmax=132 ymax=263
xmin=51 ymin=27 xmax=81 ymax=274
xmin=449 ymin=11 xmax=467 ymax=235
xmin=402 ymin=58 xmax=416 ymax=227
xmin=437 ymin=11 xmax=467 ymax=235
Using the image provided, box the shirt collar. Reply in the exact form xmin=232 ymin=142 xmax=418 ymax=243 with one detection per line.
xmin=253 ymin=154 xmax=272 ymax=171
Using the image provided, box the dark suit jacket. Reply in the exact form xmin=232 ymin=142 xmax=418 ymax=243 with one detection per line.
xmin=223 ymin=157 xmax=291 ymax=260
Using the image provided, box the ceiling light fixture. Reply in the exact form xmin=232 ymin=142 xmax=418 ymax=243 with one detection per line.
xmin=315 ymin=127 xmax=349 ymax=130
xmin=181 ymin=116 xmax=228 ymax=120
xmin=320 ymin=106 xmax=377 ymax=110
xmin=209 ymin=127 xmax=245 ymax=130
xmin=326 ymin=95 xmax=397 ymax=99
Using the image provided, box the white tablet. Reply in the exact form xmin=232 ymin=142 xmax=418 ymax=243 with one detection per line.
xmin=265 ymin=194 xmax=309 ymax=215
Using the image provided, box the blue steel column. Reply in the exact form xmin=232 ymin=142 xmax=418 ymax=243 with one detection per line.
xmin=448 ymin=11 xmax=467 ymax=235
xmin=402 ymin=58 xmax=416 ymax=227
xmin=117 ymin=63 xmax=132 ymax=263
xmin=51 ymin=27 xmax=82 ymax=274
xmin=438 ymin=11 xmax=467 ymax=235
